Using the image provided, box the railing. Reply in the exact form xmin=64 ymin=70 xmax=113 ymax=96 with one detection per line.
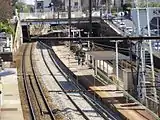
xmin=19 ymin=11 xmax=84 ymax=20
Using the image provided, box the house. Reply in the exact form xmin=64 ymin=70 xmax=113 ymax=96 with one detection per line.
xmin=35 ymin=0 xmax=51 ymax=12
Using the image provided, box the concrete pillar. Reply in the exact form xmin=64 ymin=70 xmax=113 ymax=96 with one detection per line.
xmin=79 ymin=30 xmax=81 ymax=37
xmin=97 ymin=60 xmax=99 ymax=68
xmin=103 ymin=60 xmax=104 ymax=71
xmin=73 ymin=31 xmax=75 ymax=37
xmin=92 ymin=56 xmax=94 ymax=68
xmin=107 ymin=62 xmax=108 ymax=76
xmin=104 ymin=61 xmax=107 ymax=72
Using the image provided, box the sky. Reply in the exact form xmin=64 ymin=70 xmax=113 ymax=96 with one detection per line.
xmin=20 ymin=0 xmax=35 ymax=5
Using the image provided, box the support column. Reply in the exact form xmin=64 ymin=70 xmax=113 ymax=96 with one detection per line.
xmin=103 ymin=60 xmax=104 ymax=71
xmin=95 ymin=60 xmax=98 ymax=76
xmin=88 ymin=32 xmax=90 ymax=50
xmin=92 ymin=56 xmax=94 ymax=68
xmin=89 ymin=0 xmax=92 ymax=37
xmin=116 ymin=41 xmax=119 ymax=90
xmin=106 ymin=62 xmax=108 ymax=76
xmin=79 ymin=30 xmax=81 ymax=37
xmin=68 ymin=0 xmax=71 ymax=49
xmin=73 ymin=31 xmax=75 ymax=38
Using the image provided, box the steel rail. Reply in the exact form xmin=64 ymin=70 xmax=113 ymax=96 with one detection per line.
xmin=39 ymin=41 xmax=123 ymax=120
xmin=30 ymin=43 xmax=56 ymax=120
xmin=22 ymin=44 xmax=36 ymax=120
xmin=31 ymin=36 xmax=160 ymax=42
xmin=39 ymin=43 xmax=91 ymax=120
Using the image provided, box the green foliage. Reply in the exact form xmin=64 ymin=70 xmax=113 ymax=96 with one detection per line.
xmin=0 ymin=22 xmax=14 ymax=34
xmin=148 ymin=2 xmax=160 ymax=7
xmin=15 ymin=2 xmax=34 ymax=13
xmin=137 ymin=2 xmax=160 ymax=7
xmin=111 ymin=7 xmax=117 ymax=14
xmin=15 ymin=2 xmax=25 ymax=12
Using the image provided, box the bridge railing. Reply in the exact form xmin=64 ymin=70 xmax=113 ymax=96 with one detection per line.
xmin=19 ymin=11 xmax=85 ymax=20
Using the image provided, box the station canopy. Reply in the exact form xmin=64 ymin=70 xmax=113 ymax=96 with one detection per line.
xmin=86 ymin=51 xmax=130 ymax=60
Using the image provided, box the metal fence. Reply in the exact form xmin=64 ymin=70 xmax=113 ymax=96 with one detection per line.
xmin=19 ymin=11 xmax=84 ymax=20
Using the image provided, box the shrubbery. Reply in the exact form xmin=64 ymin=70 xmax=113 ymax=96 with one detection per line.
xmin=0 ymin=22 xmax=14 ymax=34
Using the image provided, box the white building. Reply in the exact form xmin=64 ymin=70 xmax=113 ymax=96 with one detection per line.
xmin=35 ymin=0 xmax=82 ymax=12
xmin=65 ymin=0 xmax=82 ymax=11
xmin=0 ymin=32 xmax=13 ymax=53
xmin=35 ymin=0 xmax=51 ymax=12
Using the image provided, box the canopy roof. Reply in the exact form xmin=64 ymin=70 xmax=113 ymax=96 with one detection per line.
xmin=86 ymin=51 xmax=130 ymax=60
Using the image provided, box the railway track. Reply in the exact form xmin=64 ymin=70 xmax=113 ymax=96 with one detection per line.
xmin=22 ymin=43 xmax=56 ymax=120
xmin=50 ymin=42 xmax=160 ymax=120
xmin=22 ymin=44 xmax=36 ymax=120
xmin=38 ymin=41 xmax=123 ymax=120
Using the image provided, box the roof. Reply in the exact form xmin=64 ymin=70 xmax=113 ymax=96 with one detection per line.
xmin=86 ymin=51 xmax=130 ymax=60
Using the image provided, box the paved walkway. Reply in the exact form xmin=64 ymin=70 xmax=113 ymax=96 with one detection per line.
xmin=52 ymin=45 xmax=102 ymax=87
xmin=0 ymin=68 xmax=24 ymax=120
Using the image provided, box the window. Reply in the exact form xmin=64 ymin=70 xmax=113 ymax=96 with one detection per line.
xmin=37 ymin=1 xmax=44 ymax=9
xmin=74 ymin=2 xmax=78 ymax=8
xmin=75 ymin=2 xmax=78 ymax=6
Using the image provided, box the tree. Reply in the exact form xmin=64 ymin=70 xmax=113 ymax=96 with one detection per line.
xmin=0 ymin=0 xmax=12 ymax=22
xmin=0 ymin=22 xmax=14 ymax=34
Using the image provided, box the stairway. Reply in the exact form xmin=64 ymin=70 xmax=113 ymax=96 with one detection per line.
xmin=136 ymin=42 xmax=158 ymax=110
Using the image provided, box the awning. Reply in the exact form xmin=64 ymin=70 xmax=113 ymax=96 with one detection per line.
xmin=86 ymin=51 xmax=130 ymax=60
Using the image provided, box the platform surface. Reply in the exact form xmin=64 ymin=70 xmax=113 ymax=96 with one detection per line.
xmin=52 ymin=44 xmax=158 ymax=120
xmin=0 ymin=68 xmax=24 ymax=120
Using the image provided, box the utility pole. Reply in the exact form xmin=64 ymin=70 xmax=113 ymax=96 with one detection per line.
xmin=89 ymin=0 xmax=92 ymax=37
xmin=89 ymin=0 xmax=94 ymax=50
xmin=68 ymin=0 xmax=71 ymax=49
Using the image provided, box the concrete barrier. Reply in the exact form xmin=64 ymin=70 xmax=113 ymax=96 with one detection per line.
xmin=13 ymin=17 xmax=23 ymax=61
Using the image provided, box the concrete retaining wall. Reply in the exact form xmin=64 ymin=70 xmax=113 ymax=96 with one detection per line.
xmin=13 ymin=18 xmax=23 ymax=61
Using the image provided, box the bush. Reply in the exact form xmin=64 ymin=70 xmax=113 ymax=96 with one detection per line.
xmin=0 ymin=22 xmax=14 ymax=34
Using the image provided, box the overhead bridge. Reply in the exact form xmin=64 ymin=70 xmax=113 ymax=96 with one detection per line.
xmin=30 ymin=36 xmax=160 ymax=42
xmin=20 ymin=17 xmax=101 ymax=25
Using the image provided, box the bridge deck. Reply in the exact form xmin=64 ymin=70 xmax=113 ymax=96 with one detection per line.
xmin=20 ymin=17 xmax=101 ymax=25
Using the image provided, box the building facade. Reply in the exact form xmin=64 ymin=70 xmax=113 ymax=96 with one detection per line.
xmin=0 ymin=32 xmax=13 ymax=53
xmin=35 ymin=0 xmax=64 ymax=12
xmin=64 ymin=0 xmax=82 ymax=11
xmin=35 ymin=0 xmax=83 ymax=12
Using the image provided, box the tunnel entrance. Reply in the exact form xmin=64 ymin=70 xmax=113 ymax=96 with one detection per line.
xmin=22 ymin=25 xmax=30 ymax=42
